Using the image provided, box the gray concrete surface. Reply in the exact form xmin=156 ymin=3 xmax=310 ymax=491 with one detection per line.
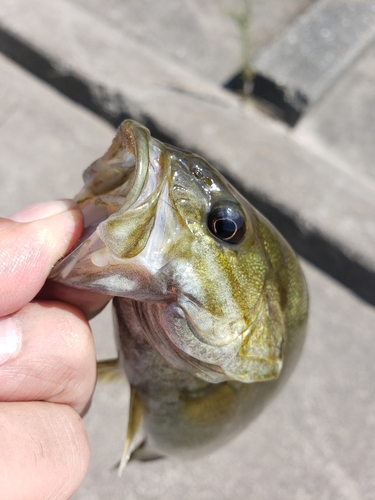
xmin=253 ymin=0 xmax=375 ymax=118
xmin=1 ymin=0 xmax=375 ymax=498
xmin=72 ymin=0 xmax=316 ymax=84
xmin=295 ymin=39 xmax=375 ymax=184
xmin=1 ymin=0 xmax=375 ymax=303
xmin=2 ymin=48 xmax=375 ymax=500
xmin=0 ymin=54 xmax=115 ymax=216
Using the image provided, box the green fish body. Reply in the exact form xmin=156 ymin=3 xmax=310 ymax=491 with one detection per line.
xmin=51 ymin=120 xmax=308 ymax=464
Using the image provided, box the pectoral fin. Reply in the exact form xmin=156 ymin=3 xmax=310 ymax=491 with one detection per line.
xmin=97 ymin=362 xmax=161 ymax=471
xmin=118 ymin=388 xmax=143 ymax=476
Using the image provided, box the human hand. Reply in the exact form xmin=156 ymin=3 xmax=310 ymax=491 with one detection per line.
xmin=0 ymin=200 xmax=109 ymax=500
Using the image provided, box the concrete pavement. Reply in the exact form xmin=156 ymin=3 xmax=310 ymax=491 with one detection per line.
xmin=0 ymin=55 xmax=114 ymax=216
xmin=1 ymin=0 xmax=375 ymax=498
xmin=252 ymin=0 xmax=375 ymax=123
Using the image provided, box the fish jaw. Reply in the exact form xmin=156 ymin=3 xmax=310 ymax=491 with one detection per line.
xmin=50 ymin=120 xmax=181 ymax=297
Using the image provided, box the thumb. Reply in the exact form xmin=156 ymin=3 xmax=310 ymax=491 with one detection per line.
xmin=0 ymin=200 xmax=83 ymax=316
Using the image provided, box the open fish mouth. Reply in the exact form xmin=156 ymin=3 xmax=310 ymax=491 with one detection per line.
xmin=50 ymin=121 xmax=172 ymax=290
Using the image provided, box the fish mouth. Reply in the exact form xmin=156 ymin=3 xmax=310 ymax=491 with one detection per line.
xmin=50 ymin=120 xmax=170 ymax=288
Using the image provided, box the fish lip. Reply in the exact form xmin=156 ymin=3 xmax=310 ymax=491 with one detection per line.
xmin=65 ymin=120 xmax=154 ymax=253
xmin=90 ymin=127 xmax=172 ymax=260
xmin=74 ymin=120 xmax=151 ymax=209
xmin=49 ymin=231 xmax=107 ymax=281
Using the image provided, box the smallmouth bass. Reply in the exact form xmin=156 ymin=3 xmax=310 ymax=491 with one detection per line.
xmin=50 ymin=120 xmax=308 ymax=467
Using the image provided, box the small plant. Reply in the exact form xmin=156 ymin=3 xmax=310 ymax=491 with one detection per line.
xmin=228 ymin=0 xmax=254 ymax=96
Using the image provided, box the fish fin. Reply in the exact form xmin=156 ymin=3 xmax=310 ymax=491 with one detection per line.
xmin=111 ymin=440 xmax=164 ymax=473
xmin=118 ymin=388 xmax=143 ymax=476
xmin=96 ymin=358 xmax=124 ymax=382
xmin=129 ymin=440 xmax=164 ymax=462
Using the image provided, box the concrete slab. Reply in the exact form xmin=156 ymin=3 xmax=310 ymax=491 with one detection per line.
xmin=295 ymin=40 xmax=375 ymax=183
xmin=1 ymin=17 xmax=375 ymax=500
xmin=252 ymin=0 xmax=375 ymax=123
xmin=0 ymin=54 xmax=115 ymax=216
xmin=250 ymin=0 xmax=317 ymax=59
xmin=74 ymin=260 xmax=375 ymax=500
xmin=70 ymin=0 xmax=316 ymax=84
xmin=1 ymin=0 xmax=375 ymax=304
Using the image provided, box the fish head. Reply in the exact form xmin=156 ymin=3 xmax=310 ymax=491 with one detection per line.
xmin=51 ymin=120 xmax=308 ymax=384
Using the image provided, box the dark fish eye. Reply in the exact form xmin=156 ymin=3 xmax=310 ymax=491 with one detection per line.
xmin=207 ymin=202 xmax=247 ymax=244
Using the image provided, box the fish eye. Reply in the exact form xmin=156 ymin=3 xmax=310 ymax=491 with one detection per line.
xmin=207 ymin=202 xmax=247 ymax=244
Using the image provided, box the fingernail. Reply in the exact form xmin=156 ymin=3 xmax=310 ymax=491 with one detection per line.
xmin=9 ymin=200 xmax=79 ymax=223
xmin=0 ymin=316 xmax=22 ymax=365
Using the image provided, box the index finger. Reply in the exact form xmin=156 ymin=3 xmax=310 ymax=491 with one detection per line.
xmin=37 ymin=280 xmax=110 ymax=320
xmin=0 ymin=201 xmax=83 ymax=316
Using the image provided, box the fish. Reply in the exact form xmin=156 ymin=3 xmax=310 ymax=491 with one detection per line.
xmin=50 ymin=120 xmax=308 ymax=469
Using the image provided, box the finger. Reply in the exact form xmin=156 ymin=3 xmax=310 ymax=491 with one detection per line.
xmin=38 ymin=280 xmax=111 ymax=320
xmin=0 ymin=301 xmax=96 ymax=415
xmin=0 ymin=200 xmax=83 ymax=317
xmin=0 ymin=401 xmax=89 ymax=500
